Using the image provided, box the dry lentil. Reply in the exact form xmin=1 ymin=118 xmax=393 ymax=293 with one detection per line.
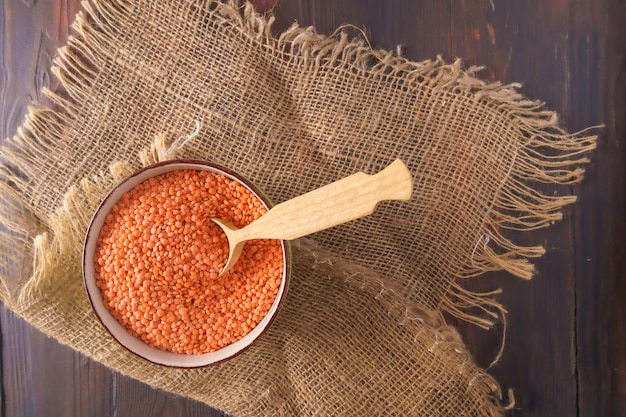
xmin=94 ymin=169 xmax=283 ymax=354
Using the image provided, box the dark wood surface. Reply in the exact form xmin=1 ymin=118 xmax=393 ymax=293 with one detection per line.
xmin=1 ymin=1 xmax=624 ymax=416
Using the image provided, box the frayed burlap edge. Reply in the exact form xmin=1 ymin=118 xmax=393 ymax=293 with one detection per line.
xmin=0 ymin=0 xmax=597 ymax=328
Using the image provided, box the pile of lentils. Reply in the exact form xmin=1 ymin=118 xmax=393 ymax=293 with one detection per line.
xmin=94 ymin=169 xmax=283 ymax=354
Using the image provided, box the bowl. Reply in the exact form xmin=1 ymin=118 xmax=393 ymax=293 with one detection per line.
xmin=82 ymin=160 xmax=290 ymax=367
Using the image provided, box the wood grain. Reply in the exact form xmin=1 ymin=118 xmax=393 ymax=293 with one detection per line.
xmin=1 ymin=1 xmax=624 ymax=416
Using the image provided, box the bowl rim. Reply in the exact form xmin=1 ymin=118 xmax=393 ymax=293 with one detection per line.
xmin=82 ymin=159 xmax=290 ymax=368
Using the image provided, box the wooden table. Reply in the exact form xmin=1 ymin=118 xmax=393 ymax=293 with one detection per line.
xmin=1 ymin=1 xmax=624 ymax=416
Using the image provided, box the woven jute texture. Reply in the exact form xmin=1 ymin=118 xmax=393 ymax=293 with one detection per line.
xmin=0 ymin=0 xmax=596 ymax=415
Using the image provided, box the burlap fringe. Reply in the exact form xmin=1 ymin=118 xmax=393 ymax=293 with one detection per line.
xmin=0 ymin=0 xmax=597 ymax=329
xmin=238 ymin=0 xmax=598 ymax=286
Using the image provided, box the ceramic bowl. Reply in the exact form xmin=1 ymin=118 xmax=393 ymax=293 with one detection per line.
xmin=82 ymin=160 xmax=290 ymax=367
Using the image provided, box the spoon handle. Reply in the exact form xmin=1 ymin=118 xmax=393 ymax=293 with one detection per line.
xmin=236 ymin=159 xmax=413 ymax=241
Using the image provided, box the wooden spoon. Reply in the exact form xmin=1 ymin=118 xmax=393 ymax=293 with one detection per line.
xmin=211 ymin=159 xmax=413 ymax=276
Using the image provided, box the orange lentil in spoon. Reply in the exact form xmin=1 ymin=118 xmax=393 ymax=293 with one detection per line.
xmin=94 ymin=169 xmax=283 ymax=354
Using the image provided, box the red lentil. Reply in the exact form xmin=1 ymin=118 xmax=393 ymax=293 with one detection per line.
xmin=94 ymin=169 xmax=283 ymax=354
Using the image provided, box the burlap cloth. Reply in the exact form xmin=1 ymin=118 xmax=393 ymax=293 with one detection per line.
xmin=0 ymin=0 xmax=596 ymax=415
